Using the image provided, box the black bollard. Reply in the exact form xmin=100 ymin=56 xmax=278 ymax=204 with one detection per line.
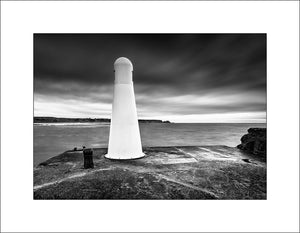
xmin=83 ymin=149 xmax=94 ymax=169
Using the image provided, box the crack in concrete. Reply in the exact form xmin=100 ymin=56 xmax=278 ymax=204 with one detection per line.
xmin=156 ymin=174 xmax=219 ymax=199
xmin=199 ymin=147 xmax=231 ymax=158
xmin=33 ymin=167 xmax=113 ymax=191
xmin=119 ymin=165 xmax=219 ymax=199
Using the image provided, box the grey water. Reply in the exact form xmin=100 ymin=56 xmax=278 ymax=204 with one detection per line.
xmin=34 ymin=123 xmax=266 ymax=166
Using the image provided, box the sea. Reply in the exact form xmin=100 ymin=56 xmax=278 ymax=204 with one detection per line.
xmin=34 ymin=122 xmax=266 ymax=166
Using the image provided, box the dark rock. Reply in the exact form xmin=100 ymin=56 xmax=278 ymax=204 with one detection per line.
xmin=237 ymin=128 xmax=266 ymax=156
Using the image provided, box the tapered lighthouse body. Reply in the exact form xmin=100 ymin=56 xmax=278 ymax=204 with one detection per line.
xmin=105 ymin=57 xmax=144 ymax=160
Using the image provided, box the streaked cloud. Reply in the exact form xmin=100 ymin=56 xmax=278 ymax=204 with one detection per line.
xmin=34 ymin=34 xmax=266 ymax=123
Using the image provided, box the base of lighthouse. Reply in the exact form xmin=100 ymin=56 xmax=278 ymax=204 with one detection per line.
xmin=105 ymin=83 xmax=145 ymax=160
xmin=104 ymin=153 xmax=145 ymax=160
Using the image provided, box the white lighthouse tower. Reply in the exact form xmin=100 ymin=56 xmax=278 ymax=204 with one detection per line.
xmin=105 ymin=57 xmax=144 ymax=160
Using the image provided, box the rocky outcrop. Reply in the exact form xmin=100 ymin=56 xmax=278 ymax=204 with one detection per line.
xmin=237 ymin=128 xmax=266 ymax=157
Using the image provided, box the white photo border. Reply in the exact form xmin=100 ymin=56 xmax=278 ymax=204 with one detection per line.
xmin=1 ymin=1 xmax=299 ymax=232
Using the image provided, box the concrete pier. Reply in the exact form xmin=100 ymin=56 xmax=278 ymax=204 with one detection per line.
xmin=34 ymin=146 xmax=266 ymax=199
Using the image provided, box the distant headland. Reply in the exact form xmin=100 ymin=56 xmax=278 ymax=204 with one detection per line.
xmin=34 ymin=117 xmax=171 ymax=124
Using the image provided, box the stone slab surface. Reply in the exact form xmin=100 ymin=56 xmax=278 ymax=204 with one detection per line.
xmin=34 ymin=146 xmax=266 ymax=199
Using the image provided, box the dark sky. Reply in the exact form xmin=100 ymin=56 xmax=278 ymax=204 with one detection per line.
xmin=34 ymin=34 xmax=266 ymax=123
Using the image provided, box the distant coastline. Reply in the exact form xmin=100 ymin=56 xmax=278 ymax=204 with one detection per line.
xmin=34 ymin=117 xmax=171 ymax=124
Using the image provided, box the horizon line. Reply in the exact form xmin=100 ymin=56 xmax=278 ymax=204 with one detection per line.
xmin=34 ymin=116 xmax=266 ymax=124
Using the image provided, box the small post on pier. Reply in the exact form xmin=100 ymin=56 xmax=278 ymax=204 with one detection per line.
xmin=83 ymin=148 xmax=94 ymax=169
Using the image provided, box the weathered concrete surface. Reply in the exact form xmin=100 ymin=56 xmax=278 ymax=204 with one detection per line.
xmin=34 ymin=146 xmax=266 ymax=199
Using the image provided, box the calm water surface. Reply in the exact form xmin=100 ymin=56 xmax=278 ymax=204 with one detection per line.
xmin=34 ymin=123 xmax=266 ymax=166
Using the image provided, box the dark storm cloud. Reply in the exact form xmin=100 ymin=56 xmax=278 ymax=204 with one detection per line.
xmin=34 ymin=34 xmax=266 ymax=122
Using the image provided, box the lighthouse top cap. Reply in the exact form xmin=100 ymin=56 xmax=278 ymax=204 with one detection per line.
xmin=114 ymin=57 xmax=133 ymax=71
